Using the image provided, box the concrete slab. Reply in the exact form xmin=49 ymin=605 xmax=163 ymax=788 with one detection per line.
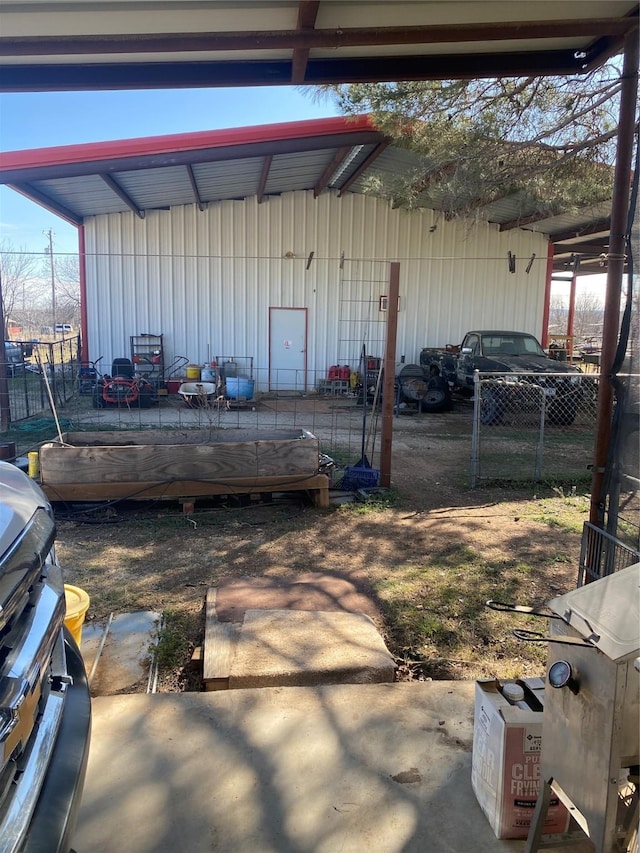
xmin=82 ymin=611 xmax=161 ymax=695
xmin=228 ymin=609 xmax=396 ymax=688
xmin=73 ymin=682 xmax=593 ymax=853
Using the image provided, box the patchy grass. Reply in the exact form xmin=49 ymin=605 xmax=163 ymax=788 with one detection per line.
xmin=152 ymin=609 xmax=193 ymax=670
xmin=372 ymin=544 xmax=549 ymax=680
xmin=338 ymin=486 xmax=402 ymax=513
xmin=525 ymin=487 xmax=590 ymax=533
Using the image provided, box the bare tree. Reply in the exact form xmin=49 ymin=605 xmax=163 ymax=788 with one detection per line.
xmin=0 ymin=239 xmax=42 ymax=337
xmin=548 ymin=294 xmax=567 ymax=335
xmin=573 ymin=291 xmax=604 ymax=343
xmin=52 ymin=253 xmax=80 ymax=321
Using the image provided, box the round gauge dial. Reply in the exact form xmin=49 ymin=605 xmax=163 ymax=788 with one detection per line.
xmin=549 ymin=659 xmax=573 ymax=689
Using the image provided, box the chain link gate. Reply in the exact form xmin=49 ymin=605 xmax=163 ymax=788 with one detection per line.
xmin=471 ymin=370 xmax=599 ymax=486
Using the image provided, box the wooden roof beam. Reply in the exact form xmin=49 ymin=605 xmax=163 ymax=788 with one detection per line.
xmin=100 ymin=173 xmax=145 ymax=218
xmin=0 ymin=19 xmax=633 ymax=56
xmin=291 ymin=1 xmax=320 ymax=85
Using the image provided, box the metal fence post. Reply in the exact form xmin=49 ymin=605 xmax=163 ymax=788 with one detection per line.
xmin=536 ymin=385 xmax=546 ymax=480
xmin=471 ymin=370 xmax=480 ymax=488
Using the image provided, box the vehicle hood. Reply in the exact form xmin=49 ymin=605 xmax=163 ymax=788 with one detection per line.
xmin=0 ymin=461 xmax=51 ymax=563
xmin=484 ymin=354 xmax=580 ymax=374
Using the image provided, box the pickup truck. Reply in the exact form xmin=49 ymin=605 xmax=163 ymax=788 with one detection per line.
xmin=0 ymin=461 xmax=91 ymax=851
xmin=420 ymin=330 xmax=583 ymax=425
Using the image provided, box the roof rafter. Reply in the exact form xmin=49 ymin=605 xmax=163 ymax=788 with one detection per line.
xmin=314 ymin=146 xmax=351 ymax=198
xmin=554 ymin=241 xmax=609 ymax=256
xmin=291 ymin=1 xmax=320 ymax=85
xmin=337 ymin=141 xmax=390 ymax=196
xmin=257 ymin=155 xmax=272 ymax=204
xmin=0 ymin=50 xmax=602 ymax=93
xmin=0 ymin=19 xmax=632 ymax=57
xmin=7 ymin=182 xmax=82 ymax=227
xmin=100 ymin=173 xmax=145 ymax=218
xmin=549 ymin=219 xmax=612 ymax=242
xmin=499 ymin=210 xmax=558 ymax=231
xmin=186 ymin=164 xmax=206 ymax=211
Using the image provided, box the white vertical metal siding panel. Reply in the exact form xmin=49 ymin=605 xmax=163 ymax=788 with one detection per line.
xmin=84 ymin=190 xmax=549 ymax=388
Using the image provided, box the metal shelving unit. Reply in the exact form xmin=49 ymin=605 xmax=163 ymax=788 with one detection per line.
xmin=130 ymin=333 xmax=165 ymax=388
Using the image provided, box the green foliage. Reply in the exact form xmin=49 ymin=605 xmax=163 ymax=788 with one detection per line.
xmin=152 ymin=609 xmax=192 ymax=671
xmin=320 ymin=64 xmax=623 ymax=219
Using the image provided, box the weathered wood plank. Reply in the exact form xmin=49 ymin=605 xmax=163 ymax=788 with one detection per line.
xmin=39 ymin=430 xmax=319 ymax=485
xmin=40 ymin=473 xmax=330 ymax=503
xmin=203 ymin=588 xmax=239 ymax=691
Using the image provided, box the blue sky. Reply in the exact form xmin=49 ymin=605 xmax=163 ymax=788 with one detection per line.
xmin=0 ymin=86 xmax=340 ymax=256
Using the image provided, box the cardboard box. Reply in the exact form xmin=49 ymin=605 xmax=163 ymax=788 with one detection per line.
xmin=471 ymin=679 xmax=569 ymax=839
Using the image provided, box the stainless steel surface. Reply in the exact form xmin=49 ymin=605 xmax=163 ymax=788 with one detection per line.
xmin=533 ymin=563 xmax=640 ymax=852
xmin=547 ymin=563 xmax=640 ymax=663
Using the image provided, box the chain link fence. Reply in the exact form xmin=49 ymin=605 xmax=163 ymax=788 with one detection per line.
xmin=471 ymin=371 xmax=599 ymax=486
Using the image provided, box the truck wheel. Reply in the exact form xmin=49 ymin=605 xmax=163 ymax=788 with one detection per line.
xmin=419 ymin=377 xmax=451 ymax=413
xmin=480 ymin=391 xmax=503 ymax=425
xmin=547 ymin=399 xmax=578 ymax=426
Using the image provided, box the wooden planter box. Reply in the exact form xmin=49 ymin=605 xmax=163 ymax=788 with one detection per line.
xmin=39 ymin=429 xmax=329 ymax=507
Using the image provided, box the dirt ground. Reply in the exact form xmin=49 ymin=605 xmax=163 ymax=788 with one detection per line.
xmin=55 ymin=403 xmax=590 ymax=690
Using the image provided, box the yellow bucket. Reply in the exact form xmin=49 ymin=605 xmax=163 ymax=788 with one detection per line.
xmin=64 ymin=584 xmax=90 ymax=646
xmin=185 ymin=364 xmax=201 ymax=380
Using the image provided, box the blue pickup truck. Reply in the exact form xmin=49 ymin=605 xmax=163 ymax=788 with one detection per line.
xmin=420 ymin=330 xmax=584 ymax=425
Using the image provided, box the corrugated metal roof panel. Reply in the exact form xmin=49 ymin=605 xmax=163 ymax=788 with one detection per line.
xmin=31 ymin=175 xmax=127 ymax=215
xmin=192 ymin=158 xmax=264 ymax=201
xmin=116 ymin=165 xmax=194 ymax=208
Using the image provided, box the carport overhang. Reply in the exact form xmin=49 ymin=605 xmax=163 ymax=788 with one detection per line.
xmin=0 ymin=1 xmax=637 ymax=91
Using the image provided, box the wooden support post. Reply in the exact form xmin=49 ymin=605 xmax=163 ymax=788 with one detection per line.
xmin=380 ymin=262 xmax=400 ymax=488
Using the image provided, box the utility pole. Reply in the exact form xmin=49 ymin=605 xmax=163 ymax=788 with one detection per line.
xmin=44 ymin=229 xmax=56 ymax=338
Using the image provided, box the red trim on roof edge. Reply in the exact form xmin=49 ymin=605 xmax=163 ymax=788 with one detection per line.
xmin=0 ymin=114 xmax=374 ymax=170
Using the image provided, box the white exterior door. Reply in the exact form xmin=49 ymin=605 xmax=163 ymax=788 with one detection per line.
xmin=269 ymin=308 xmax=307 ymax=391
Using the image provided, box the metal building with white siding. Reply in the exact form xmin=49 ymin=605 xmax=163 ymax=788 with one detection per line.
xmin=0 ymin=115 xmax=604 ymax=392
xmin=84 ymin=189 xmax=549 ymax=391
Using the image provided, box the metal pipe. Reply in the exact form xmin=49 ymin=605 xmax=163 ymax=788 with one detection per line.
xmin=566 ymin=272 xmax=577 ymax=359
xmin=78 ymin=224 xmax=89 ymax=363
xmin=540 ymin=240 xmax=554 ymax=349
xmin=589 ymin=30 xmax=639 ymax=529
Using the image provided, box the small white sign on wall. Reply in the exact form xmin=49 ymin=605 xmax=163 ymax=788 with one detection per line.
xmin=379 ymin=295 xmax=401 ymax=312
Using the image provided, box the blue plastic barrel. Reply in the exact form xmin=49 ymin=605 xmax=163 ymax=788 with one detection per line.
xmin=226 ymin=377 xmax=254 ymax=399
